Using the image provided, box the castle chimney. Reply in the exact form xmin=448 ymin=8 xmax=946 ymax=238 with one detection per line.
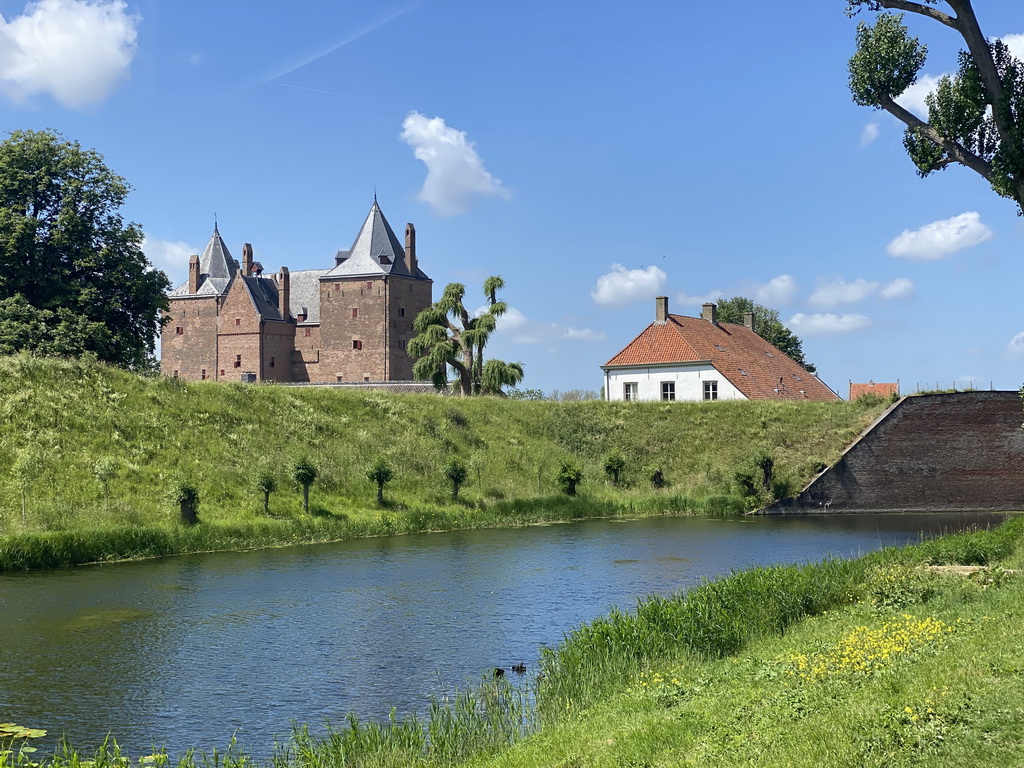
xmin=405 ymin=223 xmax=417 ymax=274
xmin=655 ymin=296 xmax=668 ymax=324
xmin=278 ymin=266 xmax=290 ymax=320
xmin=242 ymin=243 xmax=253 ymax=276
xmin=743 ymin=311 xmax=754 ymax=331
xmin=188 ymin=254 xmax=200 ymax=294
xmin=701 ymin=302 xmax=718 ymax=324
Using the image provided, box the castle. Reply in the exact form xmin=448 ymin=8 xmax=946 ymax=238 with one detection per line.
xmin=160 ymin=200 xmax=433 ymax=383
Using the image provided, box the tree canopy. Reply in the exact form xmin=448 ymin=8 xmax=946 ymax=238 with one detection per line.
xmin=0 ymin=129 xmax=170 ymax=369
xmin=715 ymin=297 xmax=815 ymax=373
xmin=845 ymin=1 xmax=1024 ymax=213
xmin=408 ymin=276 xmax=525 ymax=396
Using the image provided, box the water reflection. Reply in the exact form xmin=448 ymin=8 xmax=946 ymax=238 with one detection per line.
xmin=0 ymin=512 xmax=1006 ymax=757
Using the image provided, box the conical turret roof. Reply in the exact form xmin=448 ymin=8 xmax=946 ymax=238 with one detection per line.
xmin=324 ymin=200 xmax=416 ymax=278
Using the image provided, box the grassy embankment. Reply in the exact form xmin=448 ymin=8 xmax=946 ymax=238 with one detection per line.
xmin=4 ymin=515 xmax=1023 ymax=767
xmin=0 ymin=354 xmax=887 ymax=570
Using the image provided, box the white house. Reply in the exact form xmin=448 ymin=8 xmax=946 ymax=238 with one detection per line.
xmin=601 ymin=297 xmax=839 ymax=403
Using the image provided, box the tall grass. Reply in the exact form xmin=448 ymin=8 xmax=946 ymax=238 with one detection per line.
xmin=0 ymin=354 xmax=885 ymax=569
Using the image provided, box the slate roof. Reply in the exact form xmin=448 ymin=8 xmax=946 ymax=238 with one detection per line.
xmin=240 ymin=275 xmax=283 ymax=321
xmin=168 ymin=224 xmax=239 ymax=297
xmin=285 ymin=268 xmax=330 ymax=323
xmin=323 ymin=200 xmax=427 ymax=280
xmin=603 ymin=314 xmax=839 ymax=401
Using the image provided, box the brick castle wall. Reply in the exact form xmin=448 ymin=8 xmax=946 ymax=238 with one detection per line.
xmin=161 ymin=297 xmax=219 ymax=380
xmin=764 ymin=391 xmax=1024 ymax=513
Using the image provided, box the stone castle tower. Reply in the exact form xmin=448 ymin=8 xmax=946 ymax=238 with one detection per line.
xmin=160 ymin=200 xmax=433 ymax=383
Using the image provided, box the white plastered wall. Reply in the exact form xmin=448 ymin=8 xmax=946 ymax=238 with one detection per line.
xmin=603 ymin=363 xmax=746 ymax=402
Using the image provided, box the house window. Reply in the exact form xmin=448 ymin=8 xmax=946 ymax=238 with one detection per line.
xmin=269 ymin=356 xmax=275 ymax=368
xmin=351 ymin=307 xmax=358 ymax=318
xmin=623 ymin=382 xmax=638 ymax=401
xmin=704 ymin=380 xmax=718 ymax=401
xmin=661 ymin=382 xmax=675 ymax=401
xmin=235 ymin=318 xmax=241 ymax=326
xmin=234 ymin=354 xmax=241 ymax=368
xmin=305 ymin=328 xmax=311 ymax=337
xmin=353 ymin=340 xmax=363 ymax=350
xmin=175 ymin=326 xmax=183 ymax=335
xmin=201 ymin=369 xmax=207 ymax=380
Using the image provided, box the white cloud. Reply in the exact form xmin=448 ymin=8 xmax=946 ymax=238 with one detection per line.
xmin=895 ymin=73 xmax=942 ymax=119
xmin=1006 ymin=332 xmax=1024 ymax=359
xmin=808 ymin=277 xmax=878 ymax=308
xmin=0 ymin=0 xmax=139 ymax=108
xmin=496 ymin=306 xmax=528 ymax=332
xmin=400 ymin=112 xmax=509 ymax=216
xmin=752 ymin=274 xmax=798 ymax=306
xmin=886 ymin=212 xmax=993 ymax=260
xmin=513 ymin=334 xmax=539 ymax=345
xmin=788 ymin=313 xmax=872 ymax=336
xmin=880 ymin=277 xmax=914 ymax=300
xmin=562 ymin=326 xmax=606 ymax=342
xmin=676 ymin=289 xmax=723 ymax=307
xmin=591 ymin=263 xmax=667 ymax=309
xmin=143 ymin=234 xmax=196 ymax=287
xmin=860 ymin=122 xmax=880 ymax=147
xmin=1002 ymin=34 xmax=1024 ymax=63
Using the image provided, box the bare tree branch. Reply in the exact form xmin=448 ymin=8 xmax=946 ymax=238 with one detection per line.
xmin=877 ymin=0 xmax=957 ymax=29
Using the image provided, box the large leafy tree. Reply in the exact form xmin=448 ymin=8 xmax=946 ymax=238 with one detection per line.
xmin=409 ymin=276 xmax=524 ymax=396
xmin=0 ymin=129 xmax=170 ymax=369
xmin=845 ymin=2 xmax=1024 ymax=213
xmin=715 ymin=297 xmax=816 ymax=373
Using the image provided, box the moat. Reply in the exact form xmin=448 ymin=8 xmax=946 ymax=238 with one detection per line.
xmin=0 ymin=512 xmax=1004 ymax=757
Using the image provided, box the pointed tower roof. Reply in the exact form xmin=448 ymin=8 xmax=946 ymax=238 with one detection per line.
xmin=324 ymin=200 xmax=423 ymax=279
xmin=168 ymin=224 xmax=239 ymax=297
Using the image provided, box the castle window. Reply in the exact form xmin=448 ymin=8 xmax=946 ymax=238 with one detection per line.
xmin=235 ymin=318 xmax=241 ymax=326
xmin=363 ymin=376 xmax=370 ymax=382
xmin=399 ymin=307 xmax=405 ymax=317
xmin=352 ymin=340 xmax=363 ymax=350
xmin=175 ymin=326 xmax=183 ymax=335
xmin=201 ymin=369 xmax=207 ymax=380
xmin=220 ymin=370 xmax=225 ymax=377
xmin=305 ymin=328 xmax=311 ymax=337
xmin=234 ymin=354 xmax=241 ymax=368
xmin=336 ymin=375 xmax=343 ymax=383
xmin=173 ymin=370 xmax=179 ymax=378
xmin=399 ymin=339 xmax=406 ymax=350
xmin=661 ymin=381 xmax=675 ymax=401
xmin=351 ymin=307 xmax=358 ymax=318
xmin=365 ymin=281 xmax=372 ymax=291
xmin=269 ymin=357 xmax=275 ymax=368
xmin=704 ymin=380 xmax=718 ymax=401
xmin=334 ymin=284 xmax=340 ymax=291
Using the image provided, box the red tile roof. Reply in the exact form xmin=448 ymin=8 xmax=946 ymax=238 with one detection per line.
xmin=603 ymin=314 xmax=839 ymax=401
xmin=849 ymin=381 xmax=899 ymax=400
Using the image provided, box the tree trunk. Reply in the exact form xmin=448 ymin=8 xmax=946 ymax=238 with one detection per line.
xmin=452 ymin=480 xmax=460 ymax=501
xmin=180 ymin=500 xmax=197 ymax=525
xmin=263 ymin=491 xmax=270 ymax=515
xmin=377 ymin=482 xmax=384 ymax=505
xmin=567 ymin=479 xmax=577 ymax=496
xmin=302 ymin=484 xmax=310 ymax=513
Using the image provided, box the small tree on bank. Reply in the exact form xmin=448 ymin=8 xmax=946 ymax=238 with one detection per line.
xmin=365 ymin=456 xmax=394 ymax=505
xmin=603 ymin=451 xmax=625 ymax=485
xmin=171 ymin=481 xmax=199 ymax=525
xmin=255 ymin=470 xmax=277 ymax=515
xmin=443 ymin=458 xmax=469 ymax=501
xmin=292 ymin=458 xmax=317 ymax=514
xmin=557 ymin=459 xmax=583 ymax=496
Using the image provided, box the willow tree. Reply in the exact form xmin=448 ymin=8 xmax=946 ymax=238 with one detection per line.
xmin=409 ymin=276 xmax=524 ymax=396
xmin=845 ymin=1 xmax=1024 ymax=213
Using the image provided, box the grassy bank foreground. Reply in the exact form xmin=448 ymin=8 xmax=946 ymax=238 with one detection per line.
xmin=0 ymin=355 xmax=887 ymax=570
xmin=3 ymin=516 xmax=1023 ymax=767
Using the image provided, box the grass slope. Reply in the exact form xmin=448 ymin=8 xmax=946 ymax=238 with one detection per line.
xmin=0 ymin=355 xmax=885 ymax=569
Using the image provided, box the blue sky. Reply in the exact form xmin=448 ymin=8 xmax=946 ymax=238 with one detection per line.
xmin=2 ymin=0 xmax=1023 ymax=397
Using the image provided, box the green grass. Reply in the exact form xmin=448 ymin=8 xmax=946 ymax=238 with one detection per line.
xmin=0 ymin=354 xmax=886 ymax=569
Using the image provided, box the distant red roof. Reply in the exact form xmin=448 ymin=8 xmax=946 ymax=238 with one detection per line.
xmin=603 ymin=314 xmax=838 ymax=401
xmin=849 ymin=381 xmax=899 ymax=400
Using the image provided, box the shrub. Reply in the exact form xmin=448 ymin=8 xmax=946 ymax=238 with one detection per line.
xmin=292 ymin=458 xmax=318 ymax=513
xmin=169 ymin=481 xmax=200 ymax=525
xmin=443 ymin=458 xmax=469 ymax=501
xmin=644 ymin=464 xmax=666 ymax=489
xmin=603 ymin=451 xmax=625 ymax=485
xmin=556 ymin=459 xmax=583 ymax=496
xmin=365 ymin=456 xmax=395 ymax=505
xmin=254 ymin=470 xmax=277 ymax=515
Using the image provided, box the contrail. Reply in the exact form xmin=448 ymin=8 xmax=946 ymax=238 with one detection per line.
xmin=257 ymin=3 xmax=419 ymax=87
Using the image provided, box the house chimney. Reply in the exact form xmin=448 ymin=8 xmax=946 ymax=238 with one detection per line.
xmin=278 ymin=266 xmax=290 ymax=320
xmin=405 ymin=223 xmax=417 ymax=274
xmin=701 ymin=302 xmax=718 ymax=324
xmin=742 ymin=311 xmax=754 ymax=331
xmin=188 ymin=254 xmax=200 ymax=294
xmin=242 ymin=243 xmax=253 ymax=276
xmin=655 ymin=296 xmax=668 ymax=324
